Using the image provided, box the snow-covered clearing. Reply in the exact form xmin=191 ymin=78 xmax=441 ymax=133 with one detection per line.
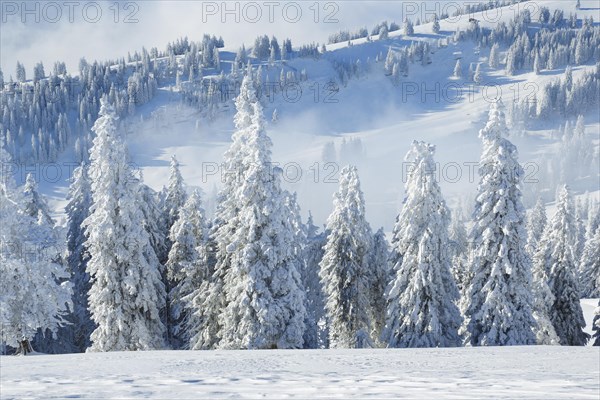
xmin=1 ymin=346 xmax=599 ymax=399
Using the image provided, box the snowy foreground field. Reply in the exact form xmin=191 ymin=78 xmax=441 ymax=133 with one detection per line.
xmin=1 ymin=346 xmax=599 ymax=399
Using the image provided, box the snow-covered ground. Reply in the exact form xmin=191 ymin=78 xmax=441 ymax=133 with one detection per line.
xmin=2 ymin=299 xmax=598 ymax=399
xmin=1 ymin=346 xmax=598 ymax=399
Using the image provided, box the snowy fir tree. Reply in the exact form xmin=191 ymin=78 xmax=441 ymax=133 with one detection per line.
xmin=534 ymin=186 xmax=589 ymax=346
xmin=403 ymin=18 xmax=414 ymax=35
xmin=369 ymin=228 xmax=390 ymax=344
xmin=84 ymin=98 xmax=166 ymax=351
xmin=489 ymin=44 xmax=500 ymax=69
xmin=284 ymin=192 xmax=310 ymax=344
xmin=383 ymin=141 xmax=462 ymax=348
xmin=534 ymin=52 xmax=542 ymax=75
xmin=526 ymin=201 xmax=559 ymax=345
xmin=453 ymin=60 xmax=462 ymax=79
xmin=218 ymin=100 xmax=306 ymax=350
xmin=473 ymin=63 xmax=483 ymax=84
xmin=163 ymin=155 xmax=187 ymax=250
xmin=22 ymin=173 xmax=54 ymax=225
xmin=432 ymin=15 xmax=440 ymax=34
xmin=189 ymin=74 xmax=306 ymax=350
xmin=64 ymin=164 xmax=94 ymax=352
xmin=0 ymin=147 xmax=72 ymax=353
xmin=139 ymin=183 xmax=168 ymax=271
xmin=301 ymin=212 xmax=327 ymax=349
xmin=18 ymin=172 xmax=69 ymax=353
xmin=166 ymin=189 xmax=208 ymax=348
xmin=526 ymin=198 xmax=547 ymax=258
xmin=461 ymin=101 xmax=537 ymax=346
xmin=187 ymin=73 xmax=258 ymax=350
xmin=378 ymin=23 xmax=389 ymax=40
xmin=579 ymin=227 xmax=600 ymax=298
xmin=319 ymin=166 xmax=374 ymax=348
xmin=593 ymin=301 xmax=600 ymax=347
xmin=531 ymin=243 xmax=560 ymax=345
xmin=448 ymin=210 xmax=469 ymax=292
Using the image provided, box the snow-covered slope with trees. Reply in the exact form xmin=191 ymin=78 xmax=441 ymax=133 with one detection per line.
xmin=1 ymin=0 xmax=599 ymax=397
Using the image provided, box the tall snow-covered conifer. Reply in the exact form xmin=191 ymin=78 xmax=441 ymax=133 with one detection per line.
xmin=593 ymin=301 xmax=600 ymax=346
xmin=187 ymin=73 xmax=257 ymax=350
xmin=0 ymin=147 xmax=72 ymax=351
xmin=167 ymin=189 xmax=208 ymax=348
xmin=301 ymin=212 xmax=327 ymax=349
xmin=535 ymin=186 xmax=590 ymax=346
xmin=449 ymin=210 xmax=469 ymax=291
xmin=163 ymin=155 xmax=187 ymax=246
xmin=319 ymin=166 xmax=374 ymax=348
xmin=579 ymin=227 xmax=600 ymax=298
xmin=383 ymin=141 xmax=462 ymax=348
xmin=65 ymin=164 xmax=94 ymax=351
xmin=526 ymin=198 xmax=547 ymax=258
xmin=370 ymin=228 xmax=390 ymax=343
xmin=22 ymin=173 xmax=54 ymax=225
xmin=84 ymin=98 xmax=166 ymax=351
xmin=218 ymin=99 xmax=306 ymax=349
xmin=461 ymin=101 xmax=536 ymax=346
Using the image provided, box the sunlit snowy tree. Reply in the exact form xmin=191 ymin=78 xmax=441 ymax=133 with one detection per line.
xmin=384 ymin=142 xmax=462 ymax=348
xmin=461 ymin=101 xmax=536 ymax=346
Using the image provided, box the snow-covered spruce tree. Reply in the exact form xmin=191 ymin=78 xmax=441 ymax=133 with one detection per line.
xmin=370 ymin=228 xmax=390 ymax=343
xmin=187 ymin=73 xmax=257 ymax=350
xmin=461 ymin=101 xmax=537 ymax=346
xmin=474 ymin=63 xmax=483 ymax=84
xmin=526 ymin=198 xmax=547 ymax=258
xmin=139 ymin=183 xmax=168 ymax=269
xmin=384 ymin=47 xmax=395 ymax=75
xmin=432 ymin=15 xmax=440 ymax=34
xmin=218 ymin=100 xmax=306 ymax=350
xmin=530 ymin=243 xmax=560 ymax=345
xmin=19 ymin=173 xmax=70 ymax=353
xmin=320 ymin=166 xmax=374 ymax=348
xmin=449 ymin=210 xmax=469 ymax=292
xmin=453 ymin=60 xmax=462 ymax=79
xmin=505 ymin=48 xmax=517 ymax=76
xmin=163 ymin=155 xmax=187 ymax=248
xmin=84 ymin=98 xmax=166 ymax=351
xmin=64 ymin=164 xmax=94 ymax=352
xmin=404 ymin=18 xmax=414 ymax=35
xmin=579 ymin=227 xmax=600 ymax=298
xmin=301 ymin=212 xmax=327 ymax=349
xmin=526 ymin=200 xmax=559 ymax=344
xmin=593 ymin=301 xmax=600 ymax=346
xmin=587 ymin=201 xmax=600 ymax=240
xmin=489 ymin=43 xmax=500 ymax=69
xmin=22 ymin=173 xmax=54 ymax=225
xmin=534 ymin=52 xmax=542 ymax=75
xmin=0 ymin=147 xmax=72 ymax=353
xmin=534 ymin=186 xmax=589 ymax=346
xmin=167 ymin=189 xmax=208 ymax=349
xmin=383 ymin=142 xmax=462 ymax=348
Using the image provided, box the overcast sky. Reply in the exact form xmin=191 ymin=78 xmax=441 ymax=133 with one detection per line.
xmin=0 ymin=0 xmax=465 ymax=77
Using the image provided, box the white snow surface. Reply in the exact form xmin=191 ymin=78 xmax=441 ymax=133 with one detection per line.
xmin=1 ymin=346 xmax=598 ymax=399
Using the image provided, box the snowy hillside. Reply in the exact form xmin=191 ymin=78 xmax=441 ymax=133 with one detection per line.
xmin=3 ymin=0 xmax=597 ymax=229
